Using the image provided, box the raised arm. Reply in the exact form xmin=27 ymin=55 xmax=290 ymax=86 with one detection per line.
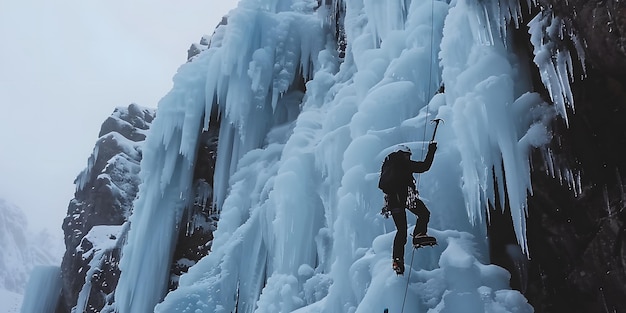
xmin=408 ymin=142 xmax=437 ymax=173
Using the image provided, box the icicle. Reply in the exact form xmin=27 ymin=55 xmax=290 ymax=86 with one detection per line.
xmin=528 ymin=10 xmax=584 ymax=126
xmin=466 ymin=0 xmax=528 ymax=45
xmin=75 ymin=144 xmax=99 ymax=192
xmin=569 ymin=32 xmax=587 ymax=76
xmin=603 ymin=185 xmax=611 ymax=215
xmin=202 ymin=8 xmax=326 ymax=209
xmin=362 ymin=0 xmax=410 ymax=45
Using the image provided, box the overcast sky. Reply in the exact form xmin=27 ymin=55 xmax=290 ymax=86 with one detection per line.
xmin=0 ymin=0 xmax=238 ymax=241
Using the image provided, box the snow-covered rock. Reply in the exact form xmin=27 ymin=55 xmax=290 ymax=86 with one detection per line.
xmin=58 ymin=104 xmax=155 ymax=312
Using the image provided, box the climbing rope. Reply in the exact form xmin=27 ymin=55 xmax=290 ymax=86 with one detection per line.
xmin=400 ymin=0 xmax=437 ymax=312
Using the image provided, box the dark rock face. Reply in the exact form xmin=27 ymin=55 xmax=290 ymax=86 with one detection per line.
xmin=524 ymin=70 xmax=626 ymax=313
xmin=488 ymin=2 xmax=626 ymax=313
xmin=58 ymin=104 xmax=155 ymax=312
xmin=538 ymin=0 xmax=626 ymax=77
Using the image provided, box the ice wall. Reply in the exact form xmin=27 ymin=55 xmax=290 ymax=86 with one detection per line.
xmin=113 ymin=51 xmax=209 ymax=313
xmin=153 ymin=0 xmax=549 ymax=312
xmin=113 ymin=1 xmax=326 ymax=312
xmin=112 ymin=0 xmax=568 ymax=312
xmin=439 ymin=0 xmax=555 ymax=253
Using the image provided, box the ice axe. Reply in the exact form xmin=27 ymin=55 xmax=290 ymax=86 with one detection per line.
xmin=430 ymin=118 xmax=444 ymax=142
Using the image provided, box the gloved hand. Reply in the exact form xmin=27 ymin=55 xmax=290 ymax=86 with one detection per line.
xmin=428 ymin=141 xmax=437 ymax=151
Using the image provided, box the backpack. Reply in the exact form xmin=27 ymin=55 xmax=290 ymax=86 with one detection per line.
xmin=378 ymin=152 xmax=402 ymax=194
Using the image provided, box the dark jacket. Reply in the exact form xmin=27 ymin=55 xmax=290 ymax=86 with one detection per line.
xmin=385 ymin=143 xmax=436 ymax=208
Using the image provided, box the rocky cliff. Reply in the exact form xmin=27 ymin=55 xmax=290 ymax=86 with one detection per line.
xmin=58 ymin=104 xmax=155 ymax=312
xmin=57 ymin=100 xmax=221 ymax=312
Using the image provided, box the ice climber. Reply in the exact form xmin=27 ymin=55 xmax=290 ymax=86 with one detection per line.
xmin=378 ymin=141 xmax=437 ymax=275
